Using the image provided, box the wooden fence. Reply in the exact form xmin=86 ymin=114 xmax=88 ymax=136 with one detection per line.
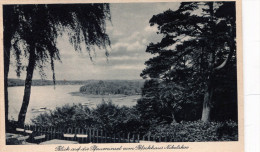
xmin=13 ymin=125 xmax=174 ymax=144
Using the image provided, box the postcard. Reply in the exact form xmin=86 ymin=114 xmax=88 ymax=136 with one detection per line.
xmin=0 ymin=0 xmax=243 ymax=151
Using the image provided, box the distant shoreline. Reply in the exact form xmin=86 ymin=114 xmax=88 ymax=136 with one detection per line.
xmin=8 ymin=78 xmax=145 ymax=87
xmin=69 ymin=92 xmax=140 ymax=98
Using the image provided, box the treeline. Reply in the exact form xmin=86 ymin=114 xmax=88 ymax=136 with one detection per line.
xmin=8 ymin=79 xmax=144 ymax=89
xmin=79 ymin=80 xmax=144 ymax=95
xmin=8 ymin=78 xmax=94 ymax=87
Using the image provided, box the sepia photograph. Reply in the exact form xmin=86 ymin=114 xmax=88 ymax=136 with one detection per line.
xmin=0 ymin=0 xmax=243 ymax=151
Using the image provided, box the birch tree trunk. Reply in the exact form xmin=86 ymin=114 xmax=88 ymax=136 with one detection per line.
xmin=4 ymin=35 xmax=11 ymax=129
xmin=17 ymin=46 xmax=36 ymax=127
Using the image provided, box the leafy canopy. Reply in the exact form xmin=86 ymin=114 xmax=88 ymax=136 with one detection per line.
xmin=4 ymin=4 xmax=111 ymax=82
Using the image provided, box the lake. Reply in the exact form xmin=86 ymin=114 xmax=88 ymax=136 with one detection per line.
xmin=8 ymin=85 xmax=140 ymax=124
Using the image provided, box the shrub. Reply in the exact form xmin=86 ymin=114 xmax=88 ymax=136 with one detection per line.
xmin=32 ymin=102 xmax=238 ymax=142
xmin=92 ymin=101 xmax=141 ymax=133
xmin=32 ymin=104 xmax=94 ymax=128
xmin=32 ymin=101 xmax=142 ymax=134
xmin=146 ymin=120 xmax=238 ymax=142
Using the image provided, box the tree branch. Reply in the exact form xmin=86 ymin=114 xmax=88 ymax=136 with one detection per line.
xmin=214 ymin=47 xmax=234 ymax=70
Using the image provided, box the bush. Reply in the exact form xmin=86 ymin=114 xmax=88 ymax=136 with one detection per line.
xmin=92 ymin=101 xmax=141 ymax=133
xmin=32 ymin=102 xmax=238 ymax=142
xmin=32 ymin=104 xmax=94 ymax=128
xmin=146 ymin=120 xmax=238 ymax=142
xmin=32 ymin=101 xmax=142 ymax=134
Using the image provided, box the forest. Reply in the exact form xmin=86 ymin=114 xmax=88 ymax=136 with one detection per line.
xmin=79 ymin=80 xmax=144 ymax=95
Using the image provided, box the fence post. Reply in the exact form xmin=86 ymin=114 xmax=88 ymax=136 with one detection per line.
xmin=93 ymin=130 xmax=96 ymax=143
xmin=123 ymin=133 xmax=125 ymax=143
xmin=77 ymin=128 xmax=80 ymax=143
xmin=61 ymin=128 xmax=64 ymax=140
xmin=56 ymin=127 xmax=59 ymax=140
xmin=28 ymin=125 xmax=30 ymax=135
xmin=90 ymin=129 xmax=92 ymax=143
xmin=57 ymin=127 xmax=61 ymax=140
xmin=52 ymin=127 xmax=55 ymax=140
xmin=113 ymin=133 xmax=116 ymax=143
xmin=81 ymin=128 xmax=85 ymax=143
xmin=53 ymin=127 xmax=57 ymax=141
xmin=118 ymin=133 xmax=121 ymax=143
xmin=105 ymin=132 xmax=107 ymax=143
xmin=132 ymin=134 xmax=135 ymax=143
xmin=97 ymin=130 xmax=99 ymax=143
xmin=100 ymin=130 xmax=103 ymax=143
xmin=40 ymin=126 xmax=44 ymax=143
xmin=137 ymin=134 xmax=140 ymax=143
xmin=50 ymin=127 xmax=53 ymax=140
xmin=46 ymin=127 xmax=49 ymax=141
xmin=73 ymin=127 xmax=78 ymax=141
xmin=148 ymin=134 xmax=150 ymax=141
xmin=159 ymin=135 xmax=161 ymax=142
xmin=67 ymin=128 xmax=71 ymax=141
xmin=127 ymin=133 xmax=130 ymax=143
xmin=86 ymin=129 xmax=89 ymax=143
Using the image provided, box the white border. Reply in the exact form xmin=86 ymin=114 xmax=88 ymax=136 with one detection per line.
xmin=243 ymin=0 xmax=260 ymax=152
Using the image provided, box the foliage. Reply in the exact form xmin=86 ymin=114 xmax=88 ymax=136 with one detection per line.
xmin=140 ymin=2 xmax=237 ymax=122
xmin=146 ymin=120 xmax=238 ymax=142
xmin=4 ymin=4 xmax=111 ymax=79
xmin=32 ymin=102 xmax=238 ymax=141
xmin=32 ymin=104 xmax=94 ymax=129
xmin=32 ymin=101 xmax=142 ymax=134
xmin=136 ymin=79 xmax=173 ymax=127
xmin=92 ymin=100 xmax=141 ymax=133
xmin=79 ymin=80 xmax=144 ymax=95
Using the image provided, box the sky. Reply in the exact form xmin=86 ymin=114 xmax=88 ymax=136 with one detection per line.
xmin=8 ymin=2 xmax=180 ymax=80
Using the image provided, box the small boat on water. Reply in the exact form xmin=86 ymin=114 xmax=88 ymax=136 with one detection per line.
xmin=82 ymin=102 xmax=94 ymax=106
xmin=82 ymin=103 xmax=89 ymax=106
xmin=31 ymin=107 xmax=48 ymax=112
xmin=38 ymin=107 xmax=47 ymax=112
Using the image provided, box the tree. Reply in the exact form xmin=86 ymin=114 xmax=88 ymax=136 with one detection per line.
xmin=141 ymin=2 xmax=236 ymax=122
xmin=3 ymin=4 xmax=111 ymax=127
xmin=136 ymin=79 xmax=173 ymax=128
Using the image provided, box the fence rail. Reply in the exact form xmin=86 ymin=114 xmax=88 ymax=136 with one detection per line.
xmin=12 ymin=125 xmax=173 ymax=144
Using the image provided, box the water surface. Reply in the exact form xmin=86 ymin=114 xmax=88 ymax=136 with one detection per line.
xmin=8 ymin=85 xmax=139 ymax=123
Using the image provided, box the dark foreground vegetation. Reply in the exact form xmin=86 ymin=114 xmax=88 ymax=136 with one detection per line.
xmin=29 ymin=101 xmax=237 ymax=142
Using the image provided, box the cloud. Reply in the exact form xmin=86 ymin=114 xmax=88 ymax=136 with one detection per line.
xmin=8 ymin=2 xmax=181 ymax=80
xmin=144 ymin=25 xmax=158 ymax=33
xmin=112 ymin=64 xmax=145 ymax=70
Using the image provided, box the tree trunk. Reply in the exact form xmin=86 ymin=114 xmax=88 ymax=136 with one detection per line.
xmin=17 ymin=47 xmax=36 ymax=127
xmin=201 ymin=84 xmax=213 ymax=122
xmin=201 ymin=2 xmax=215 ymax=123
xmin=4 ymin=35 xmax=11 ymax=129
